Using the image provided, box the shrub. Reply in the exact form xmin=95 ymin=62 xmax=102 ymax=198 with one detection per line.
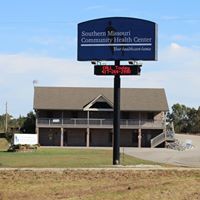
xmin=7 ymin=144 xmax=38 ymax=152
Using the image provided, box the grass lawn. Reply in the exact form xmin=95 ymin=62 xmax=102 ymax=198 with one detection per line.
xmin=0 ymin=147 xmax=160 ymax=168
xmin=1 ymin=139 xmax=199 ymax=199
xmin=0 ymin=138 xmax=162 ymax=168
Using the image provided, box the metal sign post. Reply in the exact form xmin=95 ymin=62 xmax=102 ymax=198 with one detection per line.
xmin=113 ymin=60 xmax=121 ymax=165
xmin=77 ymin=17 xmax=158 ymax=165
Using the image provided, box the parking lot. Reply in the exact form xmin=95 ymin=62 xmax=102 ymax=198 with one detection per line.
xmin=123 ymin=134 xmax=200 ymax=167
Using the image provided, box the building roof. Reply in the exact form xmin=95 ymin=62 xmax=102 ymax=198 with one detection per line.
xmin=34 ymin=87 xmax=169 ymax=111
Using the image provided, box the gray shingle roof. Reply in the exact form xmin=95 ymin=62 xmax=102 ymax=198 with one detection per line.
xmin=34 ymin=87 xmax=169 ymax=111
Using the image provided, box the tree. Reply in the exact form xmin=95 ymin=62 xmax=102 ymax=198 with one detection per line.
xmin=168 ymin=104 xmax=200 ymax=134
xmin=187 ymin=107 xmax=200 ymax=133
xmin=168 ymin=104 xmax=189 ymax=133
xmin=17 ymin=115 xmax=26 ymax=129
xmin=0 ymin=114 xmax=16 ymax=132
xmin=0 ymin=115 xmax=5 ymax=132
xmin=196 ymin=107 xmax=200 ymax=132
xmin=20 ymin=111 xmax=36 ymax=133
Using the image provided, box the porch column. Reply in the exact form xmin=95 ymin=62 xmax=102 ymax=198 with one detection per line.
xmin=61 ymin=128 xmax=64 ymax=147
xmin=86 ymin=128 xmax=90 ymax=147
xmin=36 ymin=127 xmax=39 ymax=144
xmin=138 ymin=111 xmax=142 ymax=148
xmin=138 ymin=128 xmax=142 ymax=148
xmin=86 ymin=111 xmax=90 ymax=147
xmin=61 ymin=111 xmax=64 ymax=125
xmin=112 ymin=129 xmax=114 ymax=146
xmin=163 ymin=112 xmax=167 ymax=147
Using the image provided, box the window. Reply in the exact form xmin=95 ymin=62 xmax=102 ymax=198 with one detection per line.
xmin=90 ymin=102 xmax=112 ymax=109
xmin=147 ymin=112 xmax=154 ymax=120
xmin=71 ymin=111 xmax=78 ymax=118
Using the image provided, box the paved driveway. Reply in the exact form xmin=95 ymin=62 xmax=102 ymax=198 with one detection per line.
xmin=123 ymin=134 xmax=200 ymax=167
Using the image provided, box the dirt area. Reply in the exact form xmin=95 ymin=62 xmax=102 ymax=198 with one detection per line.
xmin=0 ymin=169 xmax=199 ymax=200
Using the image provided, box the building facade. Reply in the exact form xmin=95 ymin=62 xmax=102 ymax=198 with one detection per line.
xmin=34 ymin=87 xmax=169 ymax=147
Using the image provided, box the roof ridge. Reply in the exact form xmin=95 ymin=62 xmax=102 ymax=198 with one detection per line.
xmin=35 ymin=86 xmax=165 ymax=90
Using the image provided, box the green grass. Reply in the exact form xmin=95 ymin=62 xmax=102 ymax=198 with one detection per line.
xmin=0 ymin=147 xmax=159 ymax=168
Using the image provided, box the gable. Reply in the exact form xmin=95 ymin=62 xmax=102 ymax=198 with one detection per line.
xmin=83 ymin=95 xmax=113 ymax=111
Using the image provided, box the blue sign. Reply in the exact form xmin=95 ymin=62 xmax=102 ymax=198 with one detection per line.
xmin=78 ymin=17 xmax=157 ymax=61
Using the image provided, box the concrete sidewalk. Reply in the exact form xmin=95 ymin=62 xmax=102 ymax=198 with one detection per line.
xmin=123 ymin=134 xmax=200 ymax=167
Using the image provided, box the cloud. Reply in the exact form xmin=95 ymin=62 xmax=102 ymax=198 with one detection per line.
xmin=120 ymin=42 xmax=200 ymax=109
xmin=29 ymin=35 xmax=77 ymax=47
xmin=85 ymin=5 xmax=104 ymax=10
xmin=170 ymin=34 xmax=200 ymax=45
xmin=161 ymin=16 xmax=181 ymax=21
xmin=0 ymin=43 xmax=200 ymax=116
xmin=30 ymin=36 xmax=58 ymax=46
xmin=0 ymin=54 xmax=84 ymax=75
xmin=0 ymin=54 xmax=92 ymax=116
xmin=171 ymin=34 xmax=188 ymax=41
xmin=170 ymin=42 xmax=182 ymax=49
xmin=161 ymin=16 xmax=200 ymax=23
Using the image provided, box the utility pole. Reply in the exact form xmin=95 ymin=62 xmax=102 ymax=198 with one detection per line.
xmin=5 ymin=101 xmax=8 ymax=133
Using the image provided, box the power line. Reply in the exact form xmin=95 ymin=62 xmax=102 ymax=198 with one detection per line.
xmin=0 ymin=20 xmax=77 ymax=24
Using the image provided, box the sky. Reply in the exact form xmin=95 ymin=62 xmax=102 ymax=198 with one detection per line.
xmin=0 ymin=0 xmax=200 ymax=117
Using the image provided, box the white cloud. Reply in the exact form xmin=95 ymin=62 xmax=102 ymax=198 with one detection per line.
xmin=0 ymin=54 xmax=92 ymax=116
xmin=171 ymin=34 xmax=188 ymax=41
xmin=0 ymin=54 xmax=86 ymax=75
xmin=0 ymin=43 xmax=200 ymax=116
xmin=29 ymin=35 xmax=76 ymax=47
xmin=170 ymin=42 xmax=182 ymax=49
xmin=30 ymin=36 xmax=58 ymax=46
xmin=121 ymin=42 xmax=200 ymax=109
xmin=85 ymin=5 xmax=104 ymax=10
xmin=161 ymin=16 xmax=181 ymax=21
xmin=161 ymin=16 xmax=200 ymax=24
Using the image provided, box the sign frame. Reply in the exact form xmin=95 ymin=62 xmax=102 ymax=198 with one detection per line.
xmin=78 ymin=17 xmax=157 ymax=61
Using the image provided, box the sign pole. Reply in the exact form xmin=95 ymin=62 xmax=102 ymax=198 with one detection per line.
xmin=78 ymin=17 xmax=158 ymax=165
xmin=113 ymin=60 xmax=121 ymax=165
